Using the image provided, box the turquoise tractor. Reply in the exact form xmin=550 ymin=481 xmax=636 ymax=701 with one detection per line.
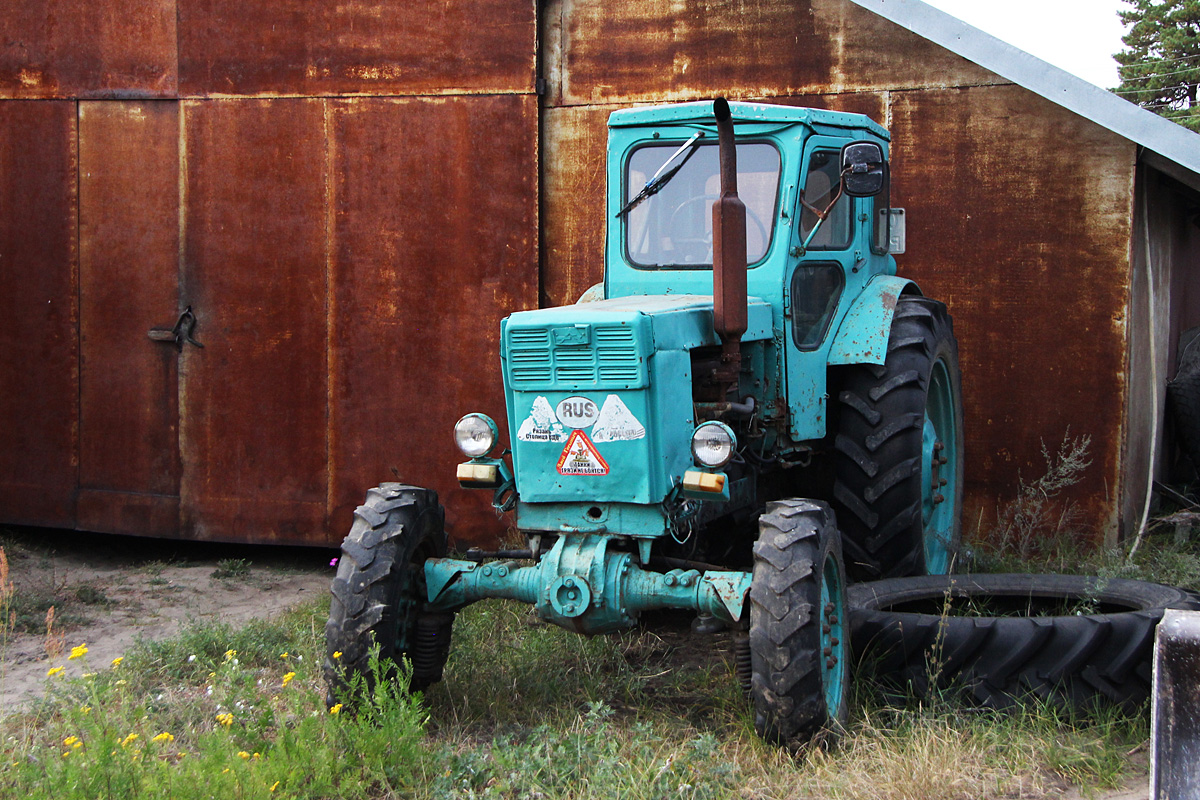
xmin=325 ymin=99 xmax=963 ymax=744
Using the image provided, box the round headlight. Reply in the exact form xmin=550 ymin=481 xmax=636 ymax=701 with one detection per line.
xmin=454 ymin=413 xmax=498 ymax=458
xmin=691 ymin=422 xmax=736 ymax=468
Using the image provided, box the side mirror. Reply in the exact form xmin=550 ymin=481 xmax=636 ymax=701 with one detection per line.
xmin=841 ymin=141 xmax=886 ymax=197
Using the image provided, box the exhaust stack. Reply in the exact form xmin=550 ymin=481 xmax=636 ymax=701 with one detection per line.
xmin=711 ymin=98 xmax=747 ymax=397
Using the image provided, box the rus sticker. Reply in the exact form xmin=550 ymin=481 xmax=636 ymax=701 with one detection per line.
xmin=591 ymin=394 xmax=646 ymax=442
xmin=555 ymin=396 xmax=600 ymax=430
xmin=556 ymin=430 xmax=610 ymax=476
xmin=517 ymin=396 xmax=566 ymax=442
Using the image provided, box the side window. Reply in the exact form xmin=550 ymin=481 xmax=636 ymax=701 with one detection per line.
xmin=799 ymin=151 xmax=851 ymax=250
xmin=791 ymin=263 xmax=845 ymax=350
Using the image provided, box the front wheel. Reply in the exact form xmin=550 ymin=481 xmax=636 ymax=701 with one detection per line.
xmin=324 ymin=484 xmax=454 ymax=705
xmin=748 ymin=499 xmax=849 ymax=745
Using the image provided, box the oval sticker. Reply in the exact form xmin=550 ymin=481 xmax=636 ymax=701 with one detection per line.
xmin=555 ymin=396 xmax=599 ymax=429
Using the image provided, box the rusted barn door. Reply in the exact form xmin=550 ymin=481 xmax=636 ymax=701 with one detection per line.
xmin=77 ymin=101 xmax=182 ymax=537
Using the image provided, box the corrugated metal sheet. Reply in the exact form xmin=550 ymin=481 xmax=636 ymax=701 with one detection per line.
xmin=327 ymin=94 xmax=538 ymax=548
xmin=0 ymin=101 xmax=78 ymax=526
xmin=78 ymin=101 xmax=181 ymax=536
xmin=0 ymin=0 xmax=176 ymax=98
xmin=178 ymin=0 xmax=536 ymax=97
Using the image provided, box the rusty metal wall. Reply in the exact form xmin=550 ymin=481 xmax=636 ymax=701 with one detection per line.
xmin=541 ymin=0 xmax=1139 ymax=544
xmin=0 ymin=0 xmax=538 ymax=547
xmin=0 ymin=0 xmax=1152 ymax=547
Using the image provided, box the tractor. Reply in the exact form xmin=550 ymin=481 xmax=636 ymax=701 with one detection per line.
xmin=325 ymin=99 xmax=963 ymax=744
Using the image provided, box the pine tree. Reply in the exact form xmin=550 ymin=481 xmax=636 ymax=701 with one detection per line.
xmin=1114 ymin=0 xmax=1200 ymax=132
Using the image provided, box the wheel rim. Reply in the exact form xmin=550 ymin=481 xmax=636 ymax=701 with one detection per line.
xmin=921 ymin=357 xmax=958 ymax=574
xmin=820 ymin=551 xmax=846 ymax=715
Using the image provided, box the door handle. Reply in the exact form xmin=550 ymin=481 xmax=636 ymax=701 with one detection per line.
xmin=148 ymin=306 xmax=204 ymax=352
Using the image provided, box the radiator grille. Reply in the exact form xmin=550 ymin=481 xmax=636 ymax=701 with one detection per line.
xmin=507 ymin=324 xmax=643 ymax=388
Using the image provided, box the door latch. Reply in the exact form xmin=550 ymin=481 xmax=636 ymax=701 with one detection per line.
xmin=148 ymin=306 xmax=204 ymax=352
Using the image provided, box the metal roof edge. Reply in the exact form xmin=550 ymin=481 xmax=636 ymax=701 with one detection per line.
xmin=849 ymin=0 xmax=1200 ymax=193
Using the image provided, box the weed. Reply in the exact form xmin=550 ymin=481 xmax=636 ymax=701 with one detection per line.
xmin=211 ymin=558 xmax=252 ymax=580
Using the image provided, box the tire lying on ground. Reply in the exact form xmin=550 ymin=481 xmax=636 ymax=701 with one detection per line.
xmin=848 ymin=573 xmax=1200 ymax=713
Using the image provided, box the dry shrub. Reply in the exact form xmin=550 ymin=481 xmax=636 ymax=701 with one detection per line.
xmin=992 ymin=431 xmax=1093 ymax=565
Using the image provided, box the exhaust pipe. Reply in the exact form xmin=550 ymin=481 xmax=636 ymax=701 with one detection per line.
xmin=711 ymin=98 xmax=747 ymax=397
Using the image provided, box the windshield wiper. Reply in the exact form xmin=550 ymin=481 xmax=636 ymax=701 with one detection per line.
xmin=615 ymin=132 xmax=705 ymax=218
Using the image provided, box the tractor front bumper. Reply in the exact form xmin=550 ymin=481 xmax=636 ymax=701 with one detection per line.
xmin=424 ymin=533 xmax=751 ymax=635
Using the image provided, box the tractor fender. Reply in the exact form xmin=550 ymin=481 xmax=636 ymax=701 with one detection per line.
xmin=827 ymin=276 xmax=920 ymax=366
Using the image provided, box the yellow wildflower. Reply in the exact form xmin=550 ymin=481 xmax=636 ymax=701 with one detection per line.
xmin=223 ymin=649 xmax=237 ymax=662
xmin=72 ymin=741 xmax=82 ymax=749
xmin=111 ymin=656 xmax=123 ymax=668
xmin=270 ymin=781 xmax=280 ymax=792
xmin=332 ymin=651 xmax=342 ymax=660
xmin=46 ymin=666 xmax=64 ymax=678
xmin=253 ymin=752 xmax=261 ymax=760
xmin=63 ymin=736 xmax=79 ymax=747
xmin=68 ymin=644 xmax=88 ymax=660
xmin=222 ymin=768 xmax=230 ymax=774
xmin=115 ymin=679 xmax=127 ymax=686
xmin=281 ymin=671 xmax=295 ymax=687
xmin=329 ymin=703 xmax=343 ymax=715
xmin=238 ymin=751 xmax=251 ymax=760
xmin=120 ymin=733 xmax=139 ymax=748
xmin=152 ymin=732 xmax=174 ymax=743
xmin=280 ymin=651 xmax=289 ymax=659
xmin=216 ymin=712 xmax=234 ymax=727
xmin=79 ymin=706 xmax=91 ymax=715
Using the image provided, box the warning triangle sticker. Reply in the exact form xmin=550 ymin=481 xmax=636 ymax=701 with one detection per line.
xmin=556 ymin=430 xmax=610 ymax=476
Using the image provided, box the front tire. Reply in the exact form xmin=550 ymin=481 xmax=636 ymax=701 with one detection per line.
xmin=832 ymin=295 xmax=964 ymax=580
xmin=749 ymin=499 xmax=849 ymax=745
xmin=324 ymin=484 xmax=454 ymax=704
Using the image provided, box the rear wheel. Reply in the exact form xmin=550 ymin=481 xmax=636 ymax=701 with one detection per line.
xmin=324 ymin=484 xmax=454 ymax=705
xmin=832 ymin=296 xmax=963 ymax=580
xmin=748 ymin=499 xmax=849 ymax=745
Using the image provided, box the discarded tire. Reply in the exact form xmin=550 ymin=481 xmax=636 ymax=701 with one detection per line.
xmin=324 ymin=484 xmax=453 ymax=706
xmin=849 ymin=573 xmax=1200 ymax=713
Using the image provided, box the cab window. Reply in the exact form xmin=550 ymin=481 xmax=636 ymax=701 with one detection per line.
xmin=798 ymin=151 xmax=851 ymax=250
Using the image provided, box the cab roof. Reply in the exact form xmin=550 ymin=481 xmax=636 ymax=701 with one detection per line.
xmin=607 ymin=100 xmax=889 ymax=140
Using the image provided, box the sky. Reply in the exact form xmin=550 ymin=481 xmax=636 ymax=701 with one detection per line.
xmin=920 ymin=0 xmax=1130 ymax=89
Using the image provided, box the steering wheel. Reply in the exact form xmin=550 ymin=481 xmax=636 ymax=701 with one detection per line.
xmin=667 ymin=194 xmax=770 ymax=264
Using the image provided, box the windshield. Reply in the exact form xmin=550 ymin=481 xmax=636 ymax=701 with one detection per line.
xmin=625 ymin=142 xmax=781 ymax=268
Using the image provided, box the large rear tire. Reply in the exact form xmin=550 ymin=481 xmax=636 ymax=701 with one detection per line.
xmin=324 ymin=484 xmax=454 ymax=704
xmin=749 ymin=499 xmax=849 ymax=745
xmin=832 ymin=295 xmax=963 ymax=581
xmin=849 ymin=573 xmax=1200 ymax=712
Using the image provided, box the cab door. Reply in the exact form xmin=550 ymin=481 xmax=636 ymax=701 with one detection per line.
xmin=783 ymin=137 xmax=863 ymax=442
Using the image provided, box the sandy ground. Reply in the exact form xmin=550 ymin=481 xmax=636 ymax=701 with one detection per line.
xmin=0 ymin=526 xmax=336 ymax=707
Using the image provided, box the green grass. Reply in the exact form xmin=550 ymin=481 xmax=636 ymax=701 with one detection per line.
xmin=0 ymin=597 xmax=1148 ymax=800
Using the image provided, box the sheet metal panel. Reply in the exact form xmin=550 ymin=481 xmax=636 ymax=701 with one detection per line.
xmin=179 ymin=99 xmax=330 ymax=544
xmin=77 ymin=101 xmax=181 ymax=536
xmin=889 ymin=84 xmax=1136 ymax=543
xmin=178 ymin=0 xmax=535 ymax=97
xmin=329 ymin=94 xmax=538 ymax=548
xmin=0 ymin=101 xmax=78 ymax=526
xmin=556 ymin=0 xmax=994 ymax=106
xmin=0 ymin=0 xmax=176 ymax=99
